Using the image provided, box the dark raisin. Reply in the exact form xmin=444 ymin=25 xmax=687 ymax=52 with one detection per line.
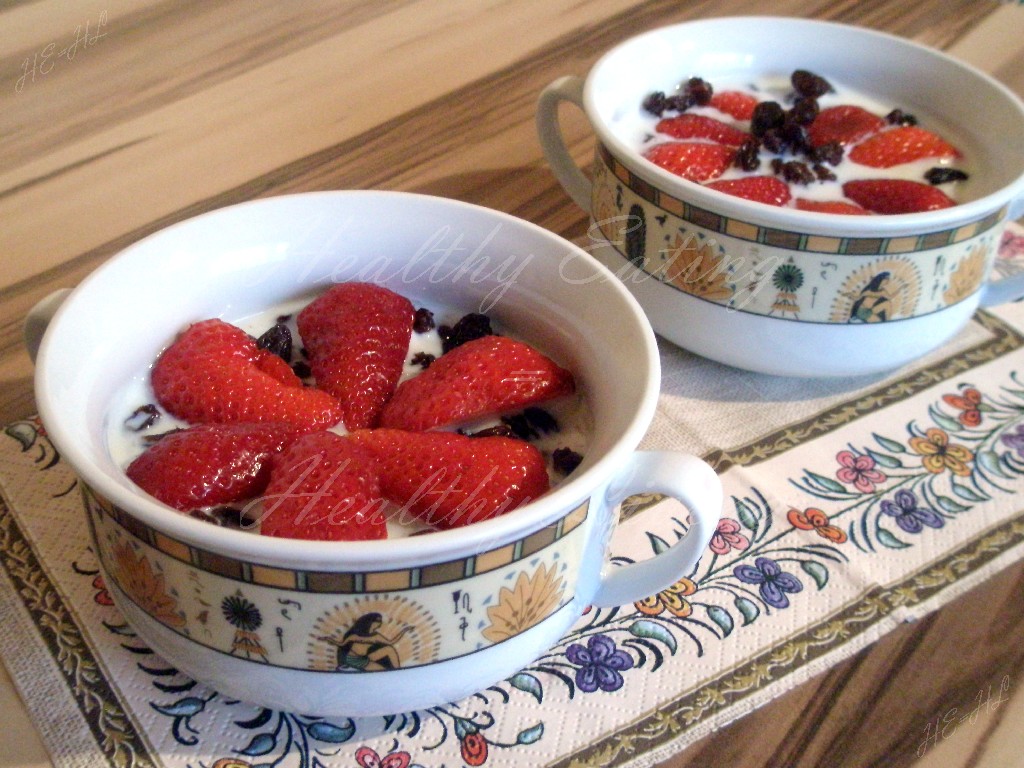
xmin=125 ymin=404 xmax=160 ymax=431
xmin=439 ymin=313 xmax=493 ymax=353
xmin=291 ymin=361 xmax=312 ymax=379
xmin=791 ymin=69 xmax=833 ymax=99
xmin=808 ymin=141 xmax=844 ymax=166
xmin=761 ymin=129 xmax=785 ymax=154
xmin=642 ymin=90 xmax=669 ymax=116
xmin=924 ymin=167 xmax=969 ymax=185
xmin=275 ymin=314 xmax=292 ymax=323
xmin=189 ymin=506 xmax=258 ymax=530
xmin=257 ymin=323 xmax=292 ymax=362
xmin=789 ymin=97 xmax=819 ymax=126
xmin=770 ymin=157 xmax=785 ymax=175
xmin=522 ymin=407 xmax=560 ymax=434
xmin=886 ymin=108 xmax=917 ymax=126
xmin=751 ymin=101 xmax=786 ymax=136
xmin=465 ymin=424 xmax=517 ymax=439
xmin=734 ymin=138 xmax=761 ymax=171
xmin=780 ymin=161 xmax=816 ymax=185
xmin=779 ymin=121 xmax=809 ymax=154
xmin=413 ymin=307 xmax=435 ymax=333
xmin=685 ymin=76 xmax=713 ymax=106
xmin=552 ymin=447 xmax=584 ymax=476
xmin=812 ymin=163 xmax=837 ymax=182
xmin=501 ymin=413 xmax=538 ymax=441
xmin=410 ymin=351 xmax=436 ymax=368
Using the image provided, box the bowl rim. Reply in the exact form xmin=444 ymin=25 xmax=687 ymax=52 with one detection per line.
xmin=35 ymin=190 xmax=662 ymax=569
xmin=582 ymin=15 xmax=1024 ymax=232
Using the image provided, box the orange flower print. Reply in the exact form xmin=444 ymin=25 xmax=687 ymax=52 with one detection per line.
xmin=108 ymin=541 xmax=186 ymax=628
xmin=634 ymin=577 xmax=697 ymax=618
xmin=908 ymin=428 xmax=974 ymax=476
xmin=787 ymin=507 xmax=847 ymax=544
xmin=942 ymin=387 xmax=984 ymax=427
xmin=662 ymin=233 xmax=734 ymax=302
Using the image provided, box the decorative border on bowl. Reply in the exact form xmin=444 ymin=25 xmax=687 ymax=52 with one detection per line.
xmin=84 ymin=484 xmax=591 ymax=671
xmin=597 ymin=143 xmax=1005 ymax=255
xmin=593 ymin=144 xmax=1007 ymax=323
xmin=84 ymin=484 xmax=589 ymax=593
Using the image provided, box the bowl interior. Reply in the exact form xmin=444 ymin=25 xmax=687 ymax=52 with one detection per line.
xmin=586 ymin=16 xmax=1024 ymax=226
xmin=36 ymin=191 xmax=659 ymax=567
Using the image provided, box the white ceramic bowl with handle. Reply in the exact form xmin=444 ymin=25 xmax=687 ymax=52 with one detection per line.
xmin=27 ymin=190 xmax=722 ymax=715
xmin=538 ymin=16 xmax=1024 ymax=377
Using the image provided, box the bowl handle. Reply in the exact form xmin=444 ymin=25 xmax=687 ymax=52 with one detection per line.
xmin=536 ymin=75 xmax=592 ymax=212
xmin=590 ymin=451 xmax=722 ymax=608
xmin=23 ymin=288 xmax=72 ymax=364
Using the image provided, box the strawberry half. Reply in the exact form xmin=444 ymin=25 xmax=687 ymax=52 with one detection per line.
xmin=807 ymin=105 xmax=885 ymax=147
xmin=655 ymin=114 xmax=749 ymax=147
xmin=642 ymin=141 xmax=734 ymax=182
xmin=794 ymin=198 xmax=870 ymax=215
xmin=349 ymin=429 xmax=549 ymax=529
xmin=847 ymin=125 xmax=961 ymax=168
xmin=259 ymin=431 xmax=387 ymax=541
xmin=705 ymin=176 xmax=792 ymax=206
xmin=378 ymin=335 xmax=575 ymax=432
xmin=126 ymin=422 xmax=299 ymax=512
xmin=842 ymin=179 xmax=956 ymax=214
xmin=152 ymin=319 xmax=343 ymax=431
xmin=297 ymin=283 xmax=414 ymax=430
xmin=709 ymin=90 xmax=758 ymax=121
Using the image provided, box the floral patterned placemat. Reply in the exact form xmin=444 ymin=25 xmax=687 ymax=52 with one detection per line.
xmin=1 ymin=225 xmax=1024 ymax=768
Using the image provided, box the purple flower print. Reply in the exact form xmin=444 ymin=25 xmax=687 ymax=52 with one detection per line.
xmin=565 ymin=634 xmax=634 ymax=693
xmin=733 ymin=557 xmax=803 ymax=609
xmin=1000 ymin=424 xmax=1024 ymax=458
xmin=709 ymin=518 xmax=750 ymax=555
xmin=880 ymin=489 xmax=944 ymax=534
xmin=835 ymin=450 xmax=887 ymax=493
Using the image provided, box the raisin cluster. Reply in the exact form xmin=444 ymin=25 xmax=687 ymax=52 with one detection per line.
xmin=734 ymin=70 xmax=843 ymax=185
xmin=643 ymin=69 xmax=844 ymax=187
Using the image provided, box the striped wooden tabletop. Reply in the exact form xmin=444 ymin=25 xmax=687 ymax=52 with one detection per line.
xmin=2 ymin=2 xmax=1023 ymax=766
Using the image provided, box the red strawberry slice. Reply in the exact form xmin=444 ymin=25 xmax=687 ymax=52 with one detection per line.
xmin=807 ymin=105 xmax=885 ymax=147
xmin=705 ymin=176 xmax=792 ymax=206
xmin=348 ymin=429 xmax=549 ymax=529
xmin=709 ymin=90 xmax=758 ymax=121
xmin=378 ymin=335 xmax=575 ymax=432
xmin=642 ymin=141 xmax=734 ymax=182
xmin=126 ymin=422 xmax=299 ymax=512
xmin=654 ymin=114 xmax=749 ymax=147
xmin=152 ymin=319 xmax=343 ymax=431
xmin=842 ymin=179 xmax=956 ymax=214
xmin=260 ymin=431 xmax=387 ymax=541
xmin=847 ymin=125 xmax=961 ymax=168
xmin=794 ymin=198 xmax=870 ymax=215
xmin=297 ymin=283 xmax=414 ymax=430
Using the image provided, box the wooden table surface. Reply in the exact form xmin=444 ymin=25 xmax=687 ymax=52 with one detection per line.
xmin=3 ymin=2 xmax=1024 ymax=766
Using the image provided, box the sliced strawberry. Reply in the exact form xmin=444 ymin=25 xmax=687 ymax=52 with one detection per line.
xmin=642 ymin=141 xmax=734 ymax=182
xmin=126 ymin=422 xmax=299 ymax=512
xmin=705 ymin=175 xmax=792 ymax=206
xmin=152 ymin=319 xmax=343 ymax=431
xmin=378 ymin=335 xmax=575 ymax=432
xmin=296 ymin=283 xmax=414 ymax=430
xmin=842 ymin=179 xmax=956 ymax=214
xmin=709 ymin=90 xmax=758 ymax=121
xmin=847 ymin=125 xmax=961 ymax=168
xmin=807 ymin=105 xmax=885 ymax=147
xmin=794 ymin=198 xmax=870 ymax=215
xmin=260 ymin=431 xmax=386 ymax=541
xmin=654 ymin=114 xmax=749 ymax=147
xmin=349 ymin=429 xmax=549 ymax=529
